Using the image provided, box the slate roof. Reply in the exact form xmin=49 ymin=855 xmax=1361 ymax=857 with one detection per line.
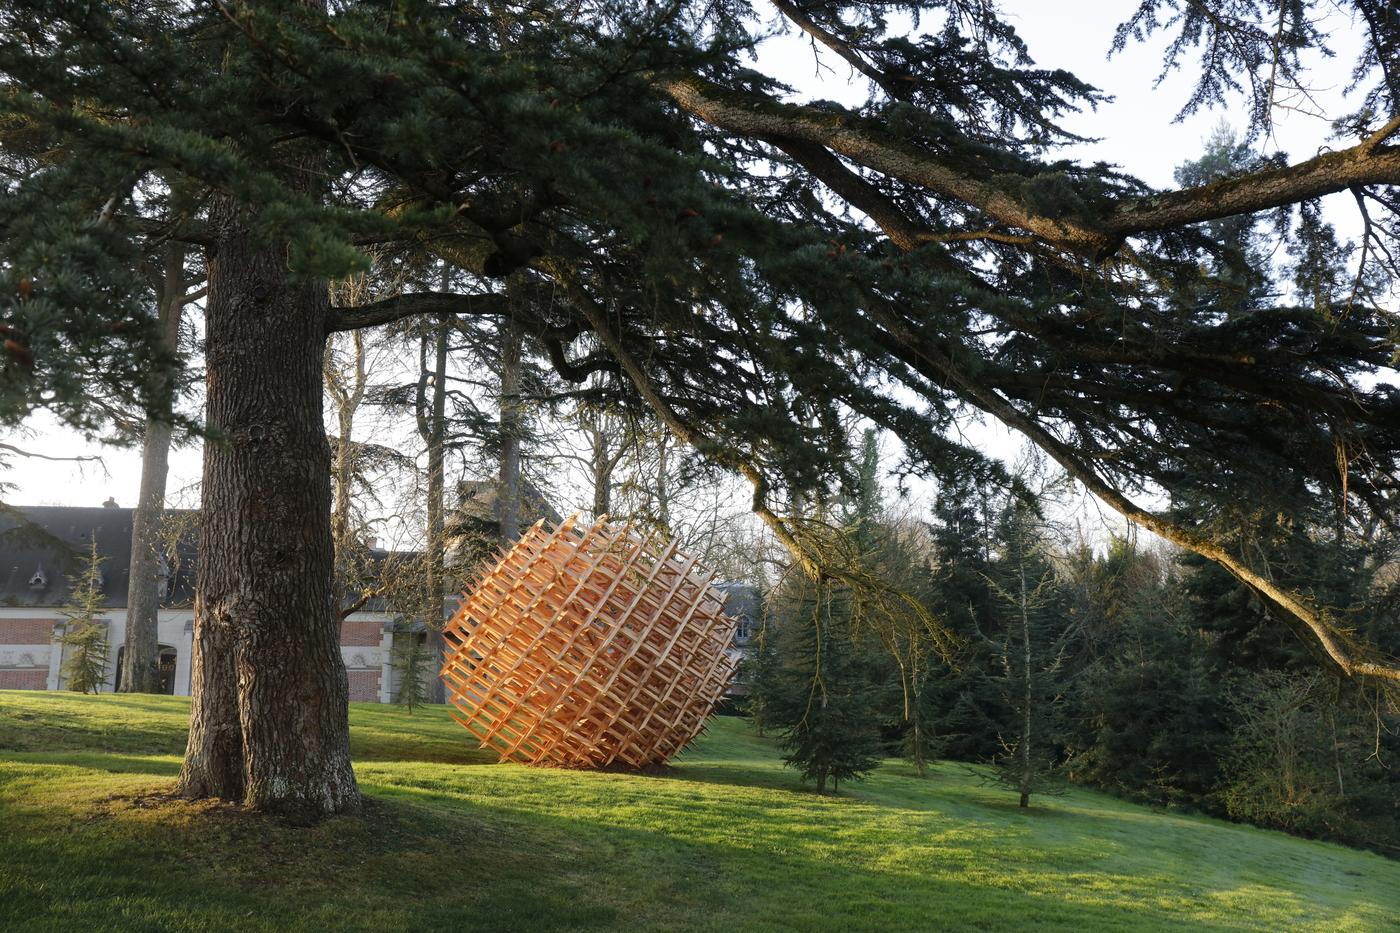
xmin=0 ymin=505 xmax=198 ymax=610
xmin=714 ymin=581 xmax=758 ymax=621
xmin=446 ymin=478 xmax=562 ymax=533
xmin=0 ymin=505 xmax=425 ymax=614
xmin=714 ymin=581 xmax=760 ymax=644
xmin=0 ymin=502 xmax=760 ymax=627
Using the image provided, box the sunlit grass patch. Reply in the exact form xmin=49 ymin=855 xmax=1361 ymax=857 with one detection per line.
xmin=1 ymin=690 xmax=1396 ymax=932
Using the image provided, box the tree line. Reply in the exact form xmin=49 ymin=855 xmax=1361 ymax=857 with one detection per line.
xmin=749 ymin=434 xmax=1400 ymax=854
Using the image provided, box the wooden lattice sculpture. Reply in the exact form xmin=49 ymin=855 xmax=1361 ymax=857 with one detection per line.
xmin=440 ymin=514 xmax=739 ymax=769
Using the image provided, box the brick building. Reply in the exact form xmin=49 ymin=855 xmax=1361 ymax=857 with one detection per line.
xmin=0 ymin=505 xmax=418 ymax=702
xmin=0 ymin=502 xmax=759 ymax=705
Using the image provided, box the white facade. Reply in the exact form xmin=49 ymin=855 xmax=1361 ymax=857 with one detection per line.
xmin=0 ymin=606 xmax=402 ymax=702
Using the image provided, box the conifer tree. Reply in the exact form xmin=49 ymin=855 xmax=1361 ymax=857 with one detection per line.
xmin=925 ymin=474 xmax=1002 ymax=763
xmin=1064 ymin=538 xmax=1229 ymax=808
xmin=391 ymin=623 xmax=432 ymax=714
xmin=980 ymin=503 xmax=1071 ymax=808
xmin=843 ymin=430 xmax=944 ymax=774
xmin=770 ymin=581 xmax=883 ymax=794
xmin=743 ymin=614 xmax=781 ymax=739
xmin=767 ymin=443 xmax=891 ymax=795
xmin=59 ymin=537 xmax=110 ymax=695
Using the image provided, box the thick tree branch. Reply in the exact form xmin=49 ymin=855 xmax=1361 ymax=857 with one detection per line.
xmin=543 ymin=336 xmax=621 ymax=383
xmin=1360 ymin=113 xmax=1400 ymax=155
xmin=325 ymin=290 xmax=508 ymax=333
xmin=860 ymin=299 xmax=1400 ymax=686
xmin=1108 ymin=142 xmax=1400 ymax=236
xmin=115 ymin=213 xmax=212 ymax=247
xmin=662 ymin=76 xmax=1121 ymax=256
xmin=664 ymin=77 xmax=1400 ymax=257
xmin=772 ymin=138 xmax=928 ymax=251
xmin=773 ymin=138 xmax=1010 ymax=289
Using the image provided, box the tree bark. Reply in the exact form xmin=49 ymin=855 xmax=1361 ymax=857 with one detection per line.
xmin=497 ymin=312 xmax=523 ymax=544
xmin=177 ymin=192 xmax=360 ymax=817
xmin=327 ymin=329 xmax=366 ymax=609
xmin=663 ymin=75 xmax=1400 ymax=259
xmin=1020 ymin=564 xmax=1032 ymax=809
xmin=586 ymin=414 xmax=613 ymax=520
xmin=423 ymin=316 xmax=449 ymax=705
xmin=120 ymin=243 xmax=185 ymax=694
xmin=179 ymin=599 xmax=242 ymax=799
xmin=326 ymin=290 xmax=507 ymax=333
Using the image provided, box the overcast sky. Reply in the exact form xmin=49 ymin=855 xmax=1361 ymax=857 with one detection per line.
xmin=5 ymin=1 xmax=1379 ymax=521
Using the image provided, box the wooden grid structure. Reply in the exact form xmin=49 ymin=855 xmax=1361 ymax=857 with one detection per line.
xmin=441 ymin=514 xmax=739 ymax=769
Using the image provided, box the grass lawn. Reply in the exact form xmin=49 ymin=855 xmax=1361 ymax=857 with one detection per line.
xmin=0 ymin=691 xmax=1396 ymax=932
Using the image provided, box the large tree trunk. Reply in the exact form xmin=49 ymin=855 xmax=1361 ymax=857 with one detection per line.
xmin=177 ymin=193 xmax=360 ymax=817
xmin=120 ymin=243 xmax=185 ymax=694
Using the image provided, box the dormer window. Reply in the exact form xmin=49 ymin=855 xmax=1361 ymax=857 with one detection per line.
xmin=157 ymin=553 xmax=173 ymax=598
xmin=28 ymin=565 xmax=47 ymax=588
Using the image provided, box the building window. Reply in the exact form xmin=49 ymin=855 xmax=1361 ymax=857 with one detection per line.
xmin=113 ymin=645 xmax=178 ymax=695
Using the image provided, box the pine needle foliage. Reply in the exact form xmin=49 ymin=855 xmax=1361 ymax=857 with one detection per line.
xmin=771 ymin=581 xmax=883 ymax=794
xmin=59 ymin=536 xmax=109 ymax=695
xmin=742 ymin=615 xmax=781 ymax=739
xmin=392 ymin=622 xmax=432 ymax=714
xmin=979 ymin=502 xmax=1071 ymax=808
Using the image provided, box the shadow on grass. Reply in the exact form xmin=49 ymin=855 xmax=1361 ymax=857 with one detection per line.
xmin=5 ymin=749 xmax=1394 ymax=933
xmin=3 ymin=704 xmax=1390 ymax=932
xmin=0 ymin=773 xmax=1250 ymax=933
xmin=0 ymin=694 xmax=493 ymax=765
xmin=0 ymin=751 xmax=183 ymax=777
xmin=666 ymin=750 xmax=1140 ymax=827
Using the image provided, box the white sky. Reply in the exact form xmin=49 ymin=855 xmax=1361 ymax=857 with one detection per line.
xmin=4 ymin=2 xmax=1383 ymax=542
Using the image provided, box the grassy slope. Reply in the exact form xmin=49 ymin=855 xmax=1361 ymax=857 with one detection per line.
xmin=0 ymin=692 xmax=1395 ymax=932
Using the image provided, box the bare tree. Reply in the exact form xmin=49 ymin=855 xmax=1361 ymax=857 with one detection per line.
xmin=120 ymin=243 xmax=200 ymax=694
xmin=497 ymin=310 xmax=524 ymax=544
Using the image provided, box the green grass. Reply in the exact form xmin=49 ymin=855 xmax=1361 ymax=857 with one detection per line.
xmin=0 ymin=692 xmax=1395 ymax=932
